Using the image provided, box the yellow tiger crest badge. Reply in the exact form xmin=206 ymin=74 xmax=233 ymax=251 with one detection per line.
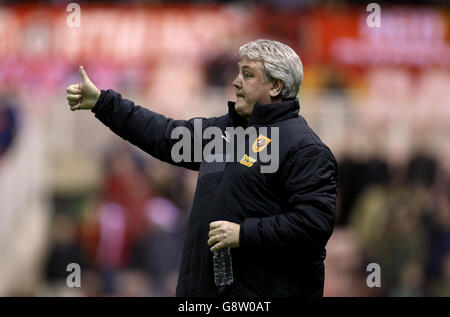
xmin=252 ymin=134 xmax=271 ymax=153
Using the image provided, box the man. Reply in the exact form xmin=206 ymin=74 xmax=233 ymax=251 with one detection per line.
xmin=66 ymin=39 xmax=337 ymax=297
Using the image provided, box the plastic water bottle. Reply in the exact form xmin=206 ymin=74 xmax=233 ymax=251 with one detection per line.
xmin=213 ymin=248 xmax=233 ymax=286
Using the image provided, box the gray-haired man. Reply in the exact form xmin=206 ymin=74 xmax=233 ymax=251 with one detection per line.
xmin=66 ymin=39 xmax=337 ymax=297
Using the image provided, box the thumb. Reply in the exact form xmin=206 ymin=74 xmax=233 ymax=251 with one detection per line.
xmin=79 ymin=66 xmax=91 ymax=83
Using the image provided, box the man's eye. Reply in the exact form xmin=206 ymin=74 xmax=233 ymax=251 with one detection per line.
xmin=244 ymin=73 xmax=251 ymax=78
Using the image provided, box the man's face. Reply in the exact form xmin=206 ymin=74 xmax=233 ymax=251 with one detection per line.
xmin=232 ymin=58 xmax=273 ymax=119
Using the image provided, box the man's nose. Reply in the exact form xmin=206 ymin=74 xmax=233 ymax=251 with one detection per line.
xmin=232 ymin=76 xmax=241 ymax=89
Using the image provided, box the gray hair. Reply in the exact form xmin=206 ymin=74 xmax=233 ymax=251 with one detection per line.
xmin=238 ymin=39 xmax=303 ymax=99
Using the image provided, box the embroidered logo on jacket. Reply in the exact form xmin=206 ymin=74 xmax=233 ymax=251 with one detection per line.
xmin=240 ymin=154 xmax=257 ymax=167
xmin=252 ymin=134 xmax=271 ymax=153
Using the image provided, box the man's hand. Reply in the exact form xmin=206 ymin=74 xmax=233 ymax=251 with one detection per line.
xmin=66 ymin=66 xmax=101 ymax=111
xmin=208 ymin=221 xmax=240 ymax=252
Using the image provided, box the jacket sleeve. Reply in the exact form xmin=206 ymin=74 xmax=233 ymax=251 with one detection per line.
xmin=91 ymin=89 xmax=219 ymax=171
xmin=239 ymin=144 xmax=337 ymax=252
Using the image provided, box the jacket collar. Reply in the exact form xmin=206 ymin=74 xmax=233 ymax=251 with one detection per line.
xmin=227 ymin=98 xmax=300 ymax=127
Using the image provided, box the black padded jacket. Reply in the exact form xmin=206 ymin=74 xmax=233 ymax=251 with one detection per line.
xmin=92 ymin=89 xmax=338 ymax=297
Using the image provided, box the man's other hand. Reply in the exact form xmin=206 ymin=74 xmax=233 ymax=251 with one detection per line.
xmin=66 ymin=66 xmax=101 ymax=111
xmin=208 ymin=221 xmax=240 ymax=252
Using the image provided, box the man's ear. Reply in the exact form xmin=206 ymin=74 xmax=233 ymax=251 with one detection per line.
xmin=269 ymin=79 xmax=284 ymax=98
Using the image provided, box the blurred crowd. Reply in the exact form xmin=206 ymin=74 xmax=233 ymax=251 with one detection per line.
xmin=42 ymin=144 xmax=193 ymax=296
xmin=37 ymin=140 xmax=450 ymax=296
xmin=325 ymin=149 xmax=450 ymax=296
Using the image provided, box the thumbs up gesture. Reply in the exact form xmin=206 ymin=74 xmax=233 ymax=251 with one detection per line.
xmin=66 ymin=66 xmax=101 ymax=111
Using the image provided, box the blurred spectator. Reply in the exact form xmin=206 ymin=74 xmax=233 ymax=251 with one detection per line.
xmin=324 ymin=229 xmax=374 ymax=296
xmin=115 ymin=269 xmax=154 ymax=297
xmin=44 ymin=213 xmax=87 ymax=293
xmin=337 ymin=154 xmax=389 ymax=226
xmin=389 ymin=260 xmax=425 ymax=297
xmin=129 ymin=197 xmax=185 ymax=296
xmin=93 ymin=202 xmax=129 ymax=295
xmin=424 ymin=187 xmax=450 ymax=281
xmin=0 ymin=95 xmax=20 ymax=159
xmin=101 ymin=144 xmax=154 ymax=241
xmin=427 ymin=252 xmax=450 ymax=297
xmin=348 ymin=184 xmax=390 ymax=256
xmin=407 ymin=151 xmax=437 ymax=188
xmin=204 ymin=52 xmax=237 ymax=87
xmin=373 ymin=196 xmax=428 ymax=294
